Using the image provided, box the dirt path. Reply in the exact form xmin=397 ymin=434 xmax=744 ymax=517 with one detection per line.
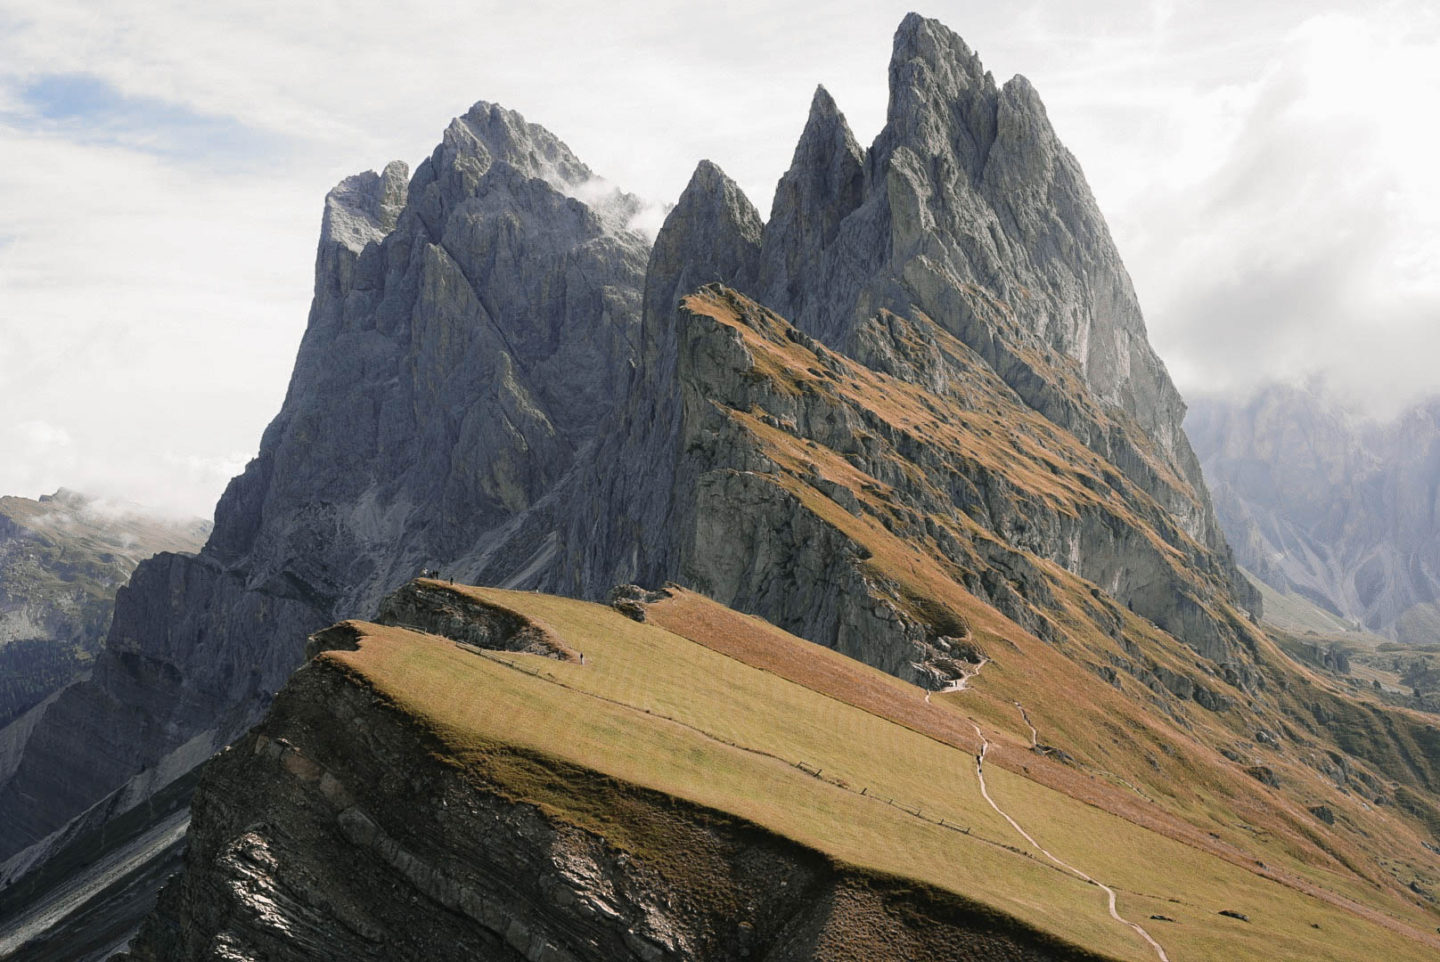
xmin=1014 ymin=701 xmax=1038 ymax=747
xmin=921 ymin=666 xmax=1168 ymax=959
xmin=968 ymin=721 xmax=1170 ymax=962
xmin=924 ymin=658 xmax=987 ymax=703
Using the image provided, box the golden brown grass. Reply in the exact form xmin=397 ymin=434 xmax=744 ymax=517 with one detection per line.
xmin=324 ymin=585 xmax=1440 ymax=960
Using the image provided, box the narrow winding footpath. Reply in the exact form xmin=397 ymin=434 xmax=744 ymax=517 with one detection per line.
xmin=927 ymin=675 xmax=1169 ymax=960
xmin=1015 ymin=701 xmax=1038 ymax=747
xmin=967 ymin=721 xmax=1171 ymax=962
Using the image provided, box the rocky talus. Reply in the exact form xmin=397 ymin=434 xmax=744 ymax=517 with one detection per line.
xmin=1189 ymin=386 xmax=1440 ymax=642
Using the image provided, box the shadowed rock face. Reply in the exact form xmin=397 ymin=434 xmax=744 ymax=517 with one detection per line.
xmin=0 ymin=102 xmax=649 ymax=867
xmin=1189 ymin=386 xmax=1440 ymax=642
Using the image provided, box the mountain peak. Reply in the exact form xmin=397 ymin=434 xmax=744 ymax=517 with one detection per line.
xmin=807 ymin=83 xmax=841 ymax=121
xmin=320 ymin=160 xmax=409 ymax=255
xmin=889 ymin=14 xmax=992 ymax=105
xmin=448 ymin=100 xmax=593 ymax=191
xmin=677 ymin=158 xmax=754 ymax=222
xmin=790 ymin=85 xmax=863 ymax=180
xmin=669 ymin=160 xmax=764 ymax=257
xmin=882 ymin=15 xmax=998 ymax=186
xmin=643 ymin=160 xmax=763 ymax=330
xmin=756 ymin=84 xmax=867 ymax=323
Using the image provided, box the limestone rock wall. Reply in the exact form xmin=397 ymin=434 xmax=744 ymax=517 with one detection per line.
xmin=2 ymin=15 xmax=1265 ymax=922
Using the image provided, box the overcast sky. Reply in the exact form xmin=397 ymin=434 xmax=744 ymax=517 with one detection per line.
xmin=1 ymin=0 xmax=1436 ymax=516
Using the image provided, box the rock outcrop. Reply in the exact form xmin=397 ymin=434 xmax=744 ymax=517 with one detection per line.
xmin=1188 ymin=385 xmax=1440 ymax=642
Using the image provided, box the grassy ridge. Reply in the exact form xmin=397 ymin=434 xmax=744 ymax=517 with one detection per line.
xmin=325 ymin=585 xmax=1438 ymax=960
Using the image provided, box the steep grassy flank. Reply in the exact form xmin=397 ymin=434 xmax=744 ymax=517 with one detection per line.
xmin=323 ymin=585 xmax=1439 ymax=961
xmin=647 ymin=587 xmax=1440 ymax=944
xmin=664 ymin=288 xmax=1440 ymax=936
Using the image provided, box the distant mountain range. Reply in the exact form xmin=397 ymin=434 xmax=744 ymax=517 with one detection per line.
xmin=0 ymin=490 xmax=208 ymax=727
xmin=1189 ymin=385 xmax=1440 ymax=645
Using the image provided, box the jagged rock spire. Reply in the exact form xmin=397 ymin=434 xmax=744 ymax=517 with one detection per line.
xmin=881 ymin=12 xmax=997 ymax=183
xmin=441 ymin=101 xmax=594 ymax=192
xmin=643 ymin=159 xmax=763 ymax=340
xmin=0 ymin=100 xmax=652 ymax=867
xmin=769 ymin=85 xmax=865 ymax=231
xmin=758 ymin=86 xmax=866 ymax=321
xmin=321 ymin=160 xmax=409 ymax=256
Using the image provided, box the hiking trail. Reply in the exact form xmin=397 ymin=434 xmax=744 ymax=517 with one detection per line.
xmin=968 ymin=721 xmax=1171 ymax=962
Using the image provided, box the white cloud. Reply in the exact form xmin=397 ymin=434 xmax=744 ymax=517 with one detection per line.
xmin=0 ymin=120 xmax=315 ymax=515
xmin=1106 ymin=5 xmax=1440 ymax=415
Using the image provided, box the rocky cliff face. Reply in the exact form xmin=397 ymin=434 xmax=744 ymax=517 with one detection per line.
xmin=513 ymin=14 xmax=1255 ymax=677
xmin=1189 ymin=385 xmax=1440 ymax=643
xmin=0 ymin=103 xmax=649 ymax=871
xmin=544 ymin=279 xmax=1257 ymax=684
xmin=744 ymin=15 xmax=1228 ymax=560
xmin=0 ymin=490 xmax=208 ymax=728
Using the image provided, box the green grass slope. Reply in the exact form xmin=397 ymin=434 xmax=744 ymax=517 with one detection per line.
xmin=655 ymin=288 xmax=1440 ymax=936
